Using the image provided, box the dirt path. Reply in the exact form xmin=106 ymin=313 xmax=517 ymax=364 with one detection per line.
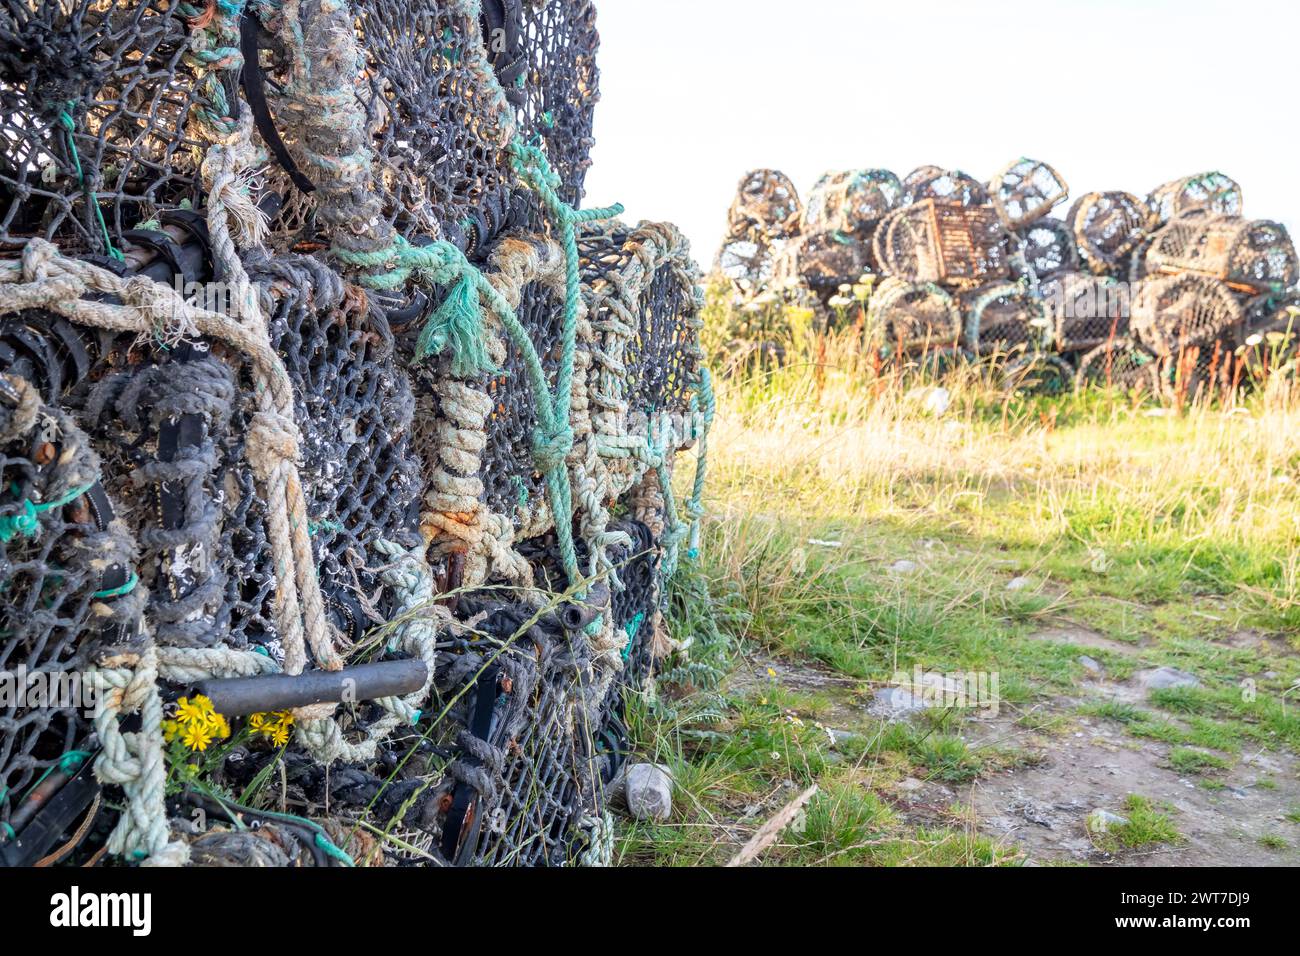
xmin=724 ymin=619 xmax=1300 ymax=866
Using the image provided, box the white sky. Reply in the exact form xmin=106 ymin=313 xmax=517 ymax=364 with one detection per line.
xmin=584 ymin=0 xmax=1299 ymax=266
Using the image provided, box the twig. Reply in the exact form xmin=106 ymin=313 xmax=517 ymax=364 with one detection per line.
xmin=725 ymin=784 xmax=818 ymax=867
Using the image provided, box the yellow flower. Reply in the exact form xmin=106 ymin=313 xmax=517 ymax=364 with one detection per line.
xmin=175 ymin=694 xmax=230 ymax=738
xmin=162 ymin=719 xmax=180 ymax=743
xmin=250 ymin=711 xmax=295 ymax=744
xmin=175 ymin=696 xmax=206 ymax=726
xmin=181 ymin=722 xmax=214 ymax=752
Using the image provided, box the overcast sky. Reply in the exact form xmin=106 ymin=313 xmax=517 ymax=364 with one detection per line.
xmin=583 ymin=0 xmax=1298 ymax=267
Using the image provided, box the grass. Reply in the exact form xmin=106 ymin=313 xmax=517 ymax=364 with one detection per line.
xmin=1167 ymin=747 xmax=1230 ymax=775
xmin=628 ymin=287 xmax=1300 ymax=866
xmin=1090 ymin=795 xmax=1182 ymax=853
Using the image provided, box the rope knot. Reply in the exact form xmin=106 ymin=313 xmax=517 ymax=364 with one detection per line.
xmin=20 ymin=237 xmax=59 ymax=282
xmin=121 ymin=275 xmax=199 ymax=346
xmin=532 ymin=422 xmax=574 ymax=472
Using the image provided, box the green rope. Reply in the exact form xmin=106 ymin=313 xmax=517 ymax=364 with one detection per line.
xmin=0 ymin=483 xmax=94 ymax=543
xmin=57 ymin=107 xmax=123 ymax=262
xmin=93 ymin=571 xmax=139 ymax=600
xmin=334 ymin=141 xmax=623 ymax=586
xmin=685 ymin=367 xmax=715 ymax=561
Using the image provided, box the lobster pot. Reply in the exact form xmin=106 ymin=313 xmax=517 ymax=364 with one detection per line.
xmin=867 ymin=277 xmax=962 ymax=354
xmin=0 ymin=1 xmax=207 ymax=255
xmin=1240 ymin=293 xmax=1300 ymax=376
xmin=901 ymin=166 xmax=989 ymax=207
xmin=802 ymin=169 xmax=902 ymax=237
xmin=1075 ymin=341 xmax=1162 ymax=395
xmin=1144 ymin=216 xmax=1298 ymax=294
xmin=1147 ymin=172 xmax=1242 ymax=226
xmin=716 ymin=236 xmax=785 ymax=297
xmin=877 ymin=200 xmax=1010 ymax=285
xmin=722 ymin=169 xmax=803 ymax=243
xmin=1016 ymin=217 xmax=1079 ymax=281
xmin=1000 ymin=353 xmax=1076 ymax=396
xmin=788 ymin=230 xmax=872 ymax=298
xmin=989 ymin=158 xmax=1069 ymax=229
xmin=1066 ymin=192 xmax=1152 ymax=277
xmin=580 ymin=221 xmax=702 ymax=474
xmin=1042 ymin=272 xmax=1131 ymax=352
xmin=1130 ymin=273 xmax=1245 ymax=357
xmin=1243 ymin=292 xmax=1300 ymax=338
xmin=960 ymin=282 xmax=1047 ymax=355
xmin=0 ymin=381 xmax=142 ymax=858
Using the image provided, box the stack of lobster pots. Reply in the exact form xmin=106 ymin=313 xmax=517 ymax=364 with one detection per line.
xmin=862 ymin=158 xmax=1076 ymax=386
xmin=717 ymin=160 xmax=1300 ymax=396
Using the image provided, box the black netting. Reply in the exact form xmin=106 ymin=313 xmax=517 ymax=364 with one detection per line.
xmin=478 ymin=275 xmax=565 ymax=525
xmin=507 ymin=0 xmax=599 ymax=208
xmin=1017 ymin=217 xmax=1078 ymax=281
xmin=1042 ymin=272 xmax=1130 ymax=353
xmin=328 ymin=1 xmax=517 ymax=252
xmin=255 ymin=255 xmax=425 ymax=632
xmin=0 ymin=366 xmax=140 ymax=850
xmin=1075 ymin=341 xmax=1162 ymax=394
xmin=0 ymin=0 xmax=204 ymax=255
xmin=901 ymin=166 xmax=988 ymax=207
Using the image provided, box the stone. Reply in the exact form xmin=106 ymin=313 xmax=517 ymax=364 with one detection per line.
xmin=1005 ymin=576 xmax=1033 ymax=591
xmin=824 ymin=727 xmax=861 ymax=750
xmin=1136 ymin=666 xmax=1200 ymax=692
xmin=1087 ymin=809 xmax=1128 ymax=833
xmin=1078 ymin=655 xmax=1104 ymax=676
xmin=870 ymin=685 xmax=926 ymax=719
xmin=889 ymin=559 xmax=918 ymax=574
xmin=624 ymin=763 xmax=674 ymax=822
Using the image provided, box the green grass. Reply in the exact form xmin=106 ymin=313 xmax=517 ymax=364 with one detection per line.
xmin=1090 ymin=795 xmax=1182 ymax=853
xmin=1167 ymin=747 xmax=1230 ymax=775
xmin=630 ymin=291 xmax=1300 ymax=866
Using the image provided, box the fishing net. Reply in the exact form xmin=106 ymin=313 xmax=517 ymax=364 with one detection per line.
xmin=1143 ymin=215 xmax=1297 ymax=294
xmin=866 ymin=277 xmax=961 ymax=355
xmin=0 ymin=0 xmax=205 ymax=256
xmin=1147 ymin=172 xmax=1242 ymax=226
xmin=1131 ymin=273 xmax=1244 ymax=357
xmin=876 ymin=200 xmax=1010 ymax=286
xmin=960 ymin=281 xmax=1047 ymax=356
xmin=0 ymin=0 xmax=713 ymax=870
xmin=901 ymin=166 xmax=988 ymax=207
xmin=1015 ymin=217 xmax=1078 ymax=281
xmin=1041 ymin=272 xmax=1130 ymax=353
xmin=1075 ymin=340 xmax=1162 ymax=395
xmin=989 ymin=158 xmax=1068 ymax=229
xmin=1066 ymin=191 xmax=1152 ymax=277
